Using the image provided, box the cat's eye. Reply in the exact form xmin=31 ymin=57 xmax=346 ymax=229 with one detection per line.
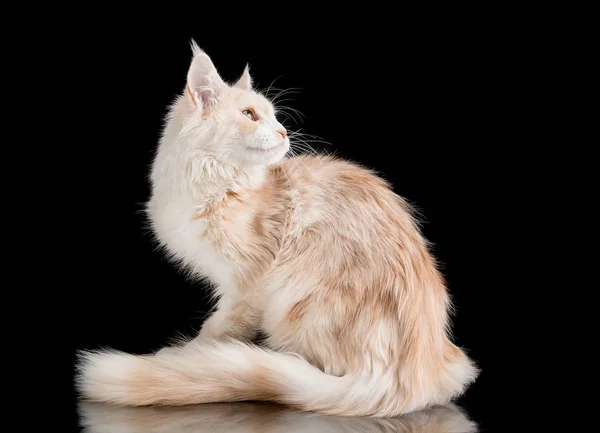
xmin=242 ymin=109 xmax=258 ymax=121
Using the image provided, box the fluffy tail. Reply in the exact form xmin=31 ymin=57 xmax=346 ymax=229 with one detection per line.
xmin=75 ymin=340 xmax=476 ymax=418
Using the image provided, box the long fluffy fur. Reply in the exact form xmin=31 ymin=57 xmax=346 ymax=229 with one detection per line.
xmin=75 ymin=41 xmax=478 ymax=417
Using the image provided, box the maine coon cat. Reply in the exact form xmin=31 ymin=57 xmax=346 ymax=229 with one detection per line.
xmin=76 ymin=41 xmax=478 ymax=417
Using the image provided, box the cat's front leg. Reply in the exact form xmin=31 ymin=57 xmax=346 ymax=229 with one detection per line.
xmin=155 ymin=292 xmax=260 ymax=356
xmin=197 ymin=294 xmax=260 ymax=342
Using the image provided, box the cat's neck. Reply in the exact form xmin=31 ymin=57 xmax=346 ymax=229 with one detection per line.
xmin=189 ymin=156 xmax=267 ymax=203
xmin=151 ymin=151 xmax=267 ymax=211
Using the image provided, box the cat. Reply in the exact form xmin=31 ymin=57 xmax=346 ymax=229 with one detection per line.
xmin=75 ymin=40 xmax=479 ymax=418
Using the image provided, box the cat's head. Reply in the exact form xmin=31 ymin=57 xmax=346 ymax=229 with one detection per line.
xmin=166 ymin=41 xmax=289 ymax=167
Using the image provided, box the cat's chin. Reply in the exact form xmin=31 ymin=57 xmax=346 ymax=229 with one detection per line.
xmin=242 ymin=142 xmax=289 ymax=165
xmin=245 ymin=143 xmax=285 ymax=153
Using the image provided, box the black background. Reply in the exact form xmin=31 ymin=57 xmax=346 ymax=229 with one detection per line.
xmin=60 ymin=21 xmax=518 ymax=432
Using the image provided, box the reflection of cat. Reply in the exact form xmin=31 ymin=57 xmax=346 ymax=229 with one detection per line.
xmin=76 ymin=41 xmax=478 ymax=417
xmin=78 ymin=401 xmax=478 ymax=433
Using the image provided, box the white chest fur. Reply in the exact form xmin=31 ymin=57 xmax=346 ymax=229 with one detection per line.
xmin=147 ymin=193 xmax=236 ymax=294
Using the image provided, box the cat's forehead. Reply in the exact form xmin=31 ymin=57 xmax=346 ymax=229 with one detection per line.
xmin=229 ymin=88 xmax=274 ymax=114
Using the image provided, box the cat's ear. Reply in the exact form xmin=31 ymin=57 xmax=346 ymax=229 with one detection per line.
xmin=186 ymin=41 xmax=226 ymax=109
xmin=233 ymin=64 xmax=253 ymax=91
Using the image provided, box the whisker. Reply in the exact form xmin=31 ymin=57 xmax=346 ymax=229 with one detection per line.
xmin=290 ymin=140 xmax=316 ymax=152
xmin=288 ymin=131 xmax=328 ymax=139
xmin=290 ymin=135 xmax=317 ymax=148
xmin=265 ymin=86 xmax=303 ymax=95
xmin=290 ymin=136 xmax=320 ymax=154
xmin=291 ymin=146 xmax=318 ymax=157
xmin=290 ymin=141 xmax=319 ymax=156
xmin=288 ymin=130 xmax=332 ymax=146
xmin=297 ymin=139 xmax=332 ymax=146
xmin=271 ymin=93 xmax=300 ymax=106
xmin=276 ymin=107 xmax=303 ymax=124
xmin=290 ymin=148 xmax=317 ymax=177
xmin=276 ymin=105 xmax=306 ymax=122
xmin=259 ymin=84 xmax=331 ymax=164
xmin=265 ymin=86 xmax=304 ymax=94
xmin=269 ymin=87 xmax=304 ymax=104
xmin=288 ymin=128 xmax=307 ymax=138
xmin=274 ymin=98 xmax=299 ymax=104
xmin=276 ymin=111 xmax=295 ymax=124
xmin=262 ymin=75 xmax=288 ymax=98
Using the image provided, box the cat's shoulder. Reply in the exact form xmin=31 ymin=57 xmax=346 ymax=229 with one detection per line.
xmin=278 ymin=154 xmax=390 ymax=189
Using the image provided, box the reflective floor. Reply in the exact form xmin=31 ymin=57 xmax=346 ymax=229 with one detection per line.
xmin=76 ymin=400 xmax=479 ymax=433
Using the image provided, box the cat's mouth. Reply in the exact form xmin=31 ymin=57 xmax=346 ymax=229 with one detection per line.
xmin=245 ymin=143 xmax=285 ymax=153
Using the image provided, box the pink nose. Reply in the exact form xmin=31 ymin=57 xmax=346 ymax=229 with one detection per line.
xmin=277 ymin=129 xmax=287 ymax=139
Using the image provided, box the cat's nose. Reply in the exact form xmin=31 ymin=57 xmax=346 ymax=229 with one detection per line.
xmin=277 ymin=129 xmax=287 ymax=139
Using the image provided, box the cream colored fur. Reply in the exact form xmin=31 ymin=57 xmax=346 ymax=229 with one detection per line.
xmin=75 ymin=40 xmax=478 ymax=417
xmin=78 ymin=401 xmax=479 ymax=432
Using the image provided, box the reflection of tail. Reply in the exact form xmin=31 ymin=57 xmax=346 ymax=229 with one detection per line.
xmin=76 ymin=339 xmax=477 ymax=417
xmin=78 ymin=400 xmax=479 ymax=433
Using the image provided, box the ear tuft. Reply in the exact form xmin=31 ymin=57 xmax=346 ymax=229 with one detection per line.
xmin=234 ymin=64 xmax=253 ymax=91
xmin=186 ymin=42 xmax=226 ymax=109
xmin=189 ymin=38 xmax=203 ymax=58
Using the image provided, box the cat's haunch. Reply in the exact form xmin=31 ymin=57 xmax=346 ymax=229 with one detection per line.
xmin=75 ymin=39 xmax=478 ymax=418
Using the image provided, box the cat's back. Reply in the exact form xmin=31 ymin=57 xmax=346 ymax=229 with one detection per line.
xmin=278 ymin=153 xmax=393 ymax=197
xmin=275 ymin=154 xmax=410 ymax=230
